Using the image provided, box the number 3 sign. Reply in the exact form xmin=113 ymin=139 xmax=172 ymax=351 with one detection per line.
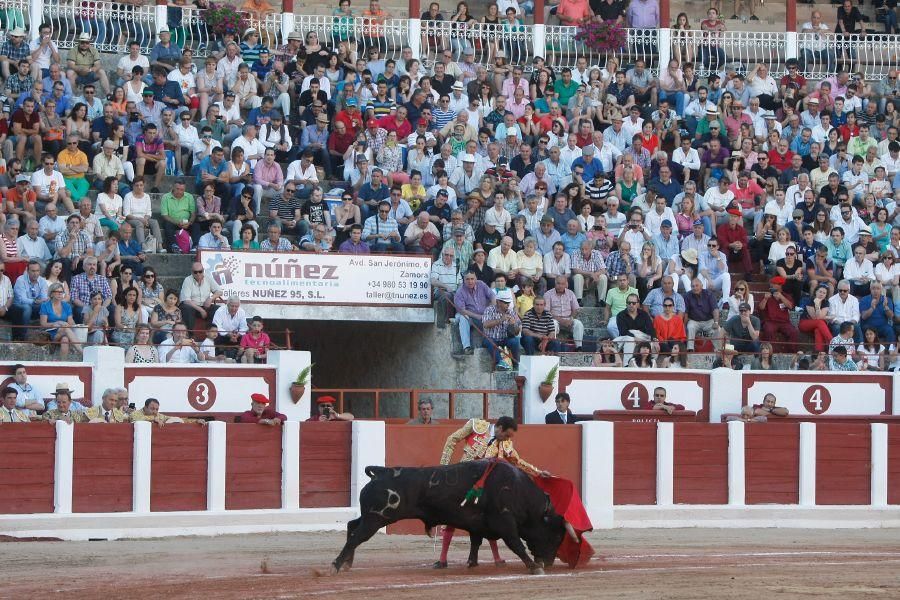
xmin=188 ymin=378 xmax=217 ymax=411
xmin=802 ymin=384 xmax=831 ymax=414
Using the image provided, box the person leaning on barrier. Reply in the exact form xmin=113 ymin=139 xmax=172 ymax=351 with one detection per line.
xmin=130 ymin=398 xmax=207 ymax=426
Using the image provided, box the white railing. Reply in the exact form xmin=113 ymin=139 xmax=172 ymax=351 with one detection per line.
xmin=0 ymin=0 xmax=28 ymax=45
xmin=246 ymin=12 xmax=283 ymax=51
xmin=544 ymin=26 xmax=659 ymax=74
xmin=419 ymin=20 xmax=534 ymax=68
xmin=44 ymin=1 xmax=157 ymax=54
xmin=670 ymin=29 xmax=788 ymax=77
xmin=292 ymin=15 xmax=410 ymax=63
xmin=797 ymin=32 xmax=900 ymax=80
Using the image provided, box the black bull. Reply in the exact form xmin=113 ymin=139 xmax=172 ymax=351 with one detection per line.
xmin=333 ymin=461 xmax=573 ymax=574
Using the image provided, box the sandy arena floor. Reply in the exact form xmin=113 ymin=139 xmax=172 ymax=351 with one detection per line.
xmin=2 ymin=528 xmax=899 ymax=599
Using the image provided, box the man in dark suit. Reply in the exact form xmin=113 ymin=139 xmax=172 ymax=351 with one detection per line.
xmin=544 ymin=392 xmax=579 ymax=424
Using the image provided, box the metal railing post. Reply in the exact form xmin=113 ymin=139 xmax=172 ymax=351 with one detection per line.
xmin=532 ymin=23 xmax=546 ymax=61
xmin=155 ymin=0 xmax=167 ymax=35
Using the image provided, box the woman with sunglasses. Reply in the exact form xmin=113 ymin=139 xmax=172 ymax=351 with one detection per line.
xmin=653 ymin=299 xmax=686 ymax=354
xmin=138 ymin=268 xmax=164 ymax=320
xmin=724 ymin=279 xmax=754 ymax=321
xmin=40 ymin=282 xmax=80 ymax=360
xmin=775 ymin=245 xmax=805 ymax=303
xmin=875 ymin=251 xmax=900 ymax=305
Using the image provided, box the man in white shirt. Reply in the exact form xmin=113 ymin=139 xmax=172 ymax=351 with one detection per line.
xmin=301 ymin=64 xmax=331 ymax=99
xmin=211 ymin=296 xmax=249 ymax=359
xmin=38 ymin=203 xmax=66 ymax=245
xmin=828 ymin=282 xmax=861 ymax=337
xmin=116 ymin=40 xmax=150 ymax=84
xmin=159 ymin=323 xmax=201 ymax=363
xmin=17 ymin=219 xmax=51 ymax=266
xmin=684 ymin=86 xmax=717 ymax=131
xmin=704 ymin=177 xmax=735 ymax=226
xmin=448 ymin=81 xmax=469 ymax=113
xmin=591 ymin=130 xmax=622 ymax=175
xmin=672 ymin=137 xmax=701 ymax=183
xmin=29 ymin=23 xmax=61 ymax=81
xmin=231 ymin=124 xmax=266 ymax=168
xmin=622 ymin=106 xmax=644 ymax=141
xmin=285 ymin=152 xmax=319 ymax=199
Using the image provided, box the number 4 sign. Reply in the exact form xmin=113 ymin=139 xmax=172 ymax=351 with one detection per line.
xmin=621 ymin=382 xmax=650 ymax=410
xmin=802 ymin=385 xmax=831 ymax=415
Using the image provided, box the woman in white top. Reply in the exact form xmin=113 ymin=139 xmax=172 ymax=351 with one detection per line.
xmin=725 ymin=279 xmax=755 ymax=321
xmin=122 ymin=177 xmax=162 ymax=246
xmin=857 ymin=327 xmax=887 ymax=370
xmin=577 ymin=202 xmax=595 ymax=232
xmin=875 ymin=251 xmax=900 ymax=304
xmin=96 ymin=176 xmax=125 ymax=233
xmin=124 ymin=66 xmax=148 ymax=103
xmin=767 ymin=227 xmax=795 ymax=265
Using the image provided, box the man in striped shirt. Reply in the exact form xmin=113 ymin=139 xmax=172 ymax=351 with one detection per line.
xmin=521 ymin=296 xmax=560 ymax=355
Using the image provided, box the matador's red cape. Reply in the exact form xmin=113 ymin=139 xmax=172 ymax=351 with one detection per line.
xmin=533 ymin=476 xmax=595 ymax=568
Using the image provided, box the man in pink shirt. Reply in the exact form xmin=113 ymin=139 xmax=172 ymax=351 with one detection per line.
xmin=254 ymin=148 xmax=284 ymax=207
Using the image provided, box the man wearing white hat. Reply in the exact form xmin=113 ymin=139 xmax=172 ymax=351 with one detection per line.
xmin=450 ymin=153 xmax=483 ymax=197
xmin=480 ymin=288 xmax=521 ymax=370
xmin=65 ymin=33 xmax=110 ymax=95
xmin=0 ymin=26 xmax=29 ymax=80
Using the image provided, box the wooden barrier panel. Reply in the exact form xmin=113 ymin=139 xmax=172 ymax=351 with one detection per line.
xmin=384 ymin=423 xmax=582 ymax=534
xmin=72 ymin=424 xmax=134 ymax=513
xmin=225 ymin=424 xmax=282 ymax=510
xmin=673 ymin=423 xmax=728 ymax=504
xmin=889 ymin=425 xmax=900 ymax=506
xmin=816 ymin=424 xmax=871 ymax=505
xmin=745 ymin=423 xmax=800 ymax=505
xmin=0 ymin=423 xmax=56 ymax=514
xmin=151 ymin=424 xmax=208 ymax=512
xmin=300 ymin=421 xmax=352 ymax=508
xmin=613 ymin=423 xmax=657 ymax=505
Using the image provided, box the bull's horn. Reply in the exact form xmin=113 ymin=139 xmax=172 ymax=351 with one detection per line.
xmin=564 ymin=522 xmax=579 ymax=543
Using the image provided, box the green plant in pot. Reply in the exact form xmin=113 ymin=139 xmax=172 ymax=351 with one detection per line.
xmin=538 ymin=364 xmax=558 ymax=402
xmin=291 ymin=364 xmax=312 ymax=404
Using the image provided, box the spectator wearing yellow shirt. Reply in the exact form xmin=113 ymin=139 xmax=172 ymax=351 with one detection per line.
xmin=56 ymin=134 xmax=90 ymax=202
xmin=401 ymin=170 xmax=428 ymax=211
xmin=516 ymin=279 xmax=536 ymax=317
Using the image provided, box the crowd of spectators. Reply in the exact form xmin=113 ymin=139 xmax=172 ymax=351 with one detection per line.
xmin=1 ymin=1 xmax=900 ymax=372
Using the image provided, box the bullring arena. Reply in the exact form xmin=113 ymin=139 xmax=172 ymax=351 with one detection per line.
xmin=4 ymin=0 xmax=900 ymax=597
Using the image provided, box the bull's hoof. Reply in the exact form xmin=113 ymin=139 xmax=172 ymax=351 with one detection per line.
xmin=432 ymin=560 xmax=448 ymax=569
xmin=466 ymin=559 xmax=478 ymax=568
xmin=529 ymin=566 xmax=545 ymax=576
xmin=494 ymin=559 xmax=507 ymax=567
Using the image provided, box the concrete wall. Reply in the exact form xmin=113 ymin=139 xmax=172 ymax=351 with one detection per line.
xmin=294 ymin=320 xmax=499 ymax=418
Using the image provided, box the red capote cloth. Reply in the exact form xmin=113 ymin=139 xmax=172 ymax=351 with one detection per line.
xmin=533 ymin=476 xmax=595 ymax=568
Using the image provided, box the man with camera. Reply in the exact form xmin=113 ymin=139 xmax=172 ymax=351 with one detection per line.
xmin=306 ymin=395 xmax=354 ymax=422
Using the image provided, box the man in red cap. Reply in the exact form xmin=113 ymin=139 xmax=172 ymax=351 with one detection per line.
xmin=758 ymin=275 xmax=799 ymax=353
xmin=238 ymin=393 xmax=287 ymax=425
xmin=363 ymin=118 xmax=387 ymax=156
xmin=306 ymin=395 xmax=354 ymax=422
xmin=716 ymin=206 xmax=752 ymax=278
